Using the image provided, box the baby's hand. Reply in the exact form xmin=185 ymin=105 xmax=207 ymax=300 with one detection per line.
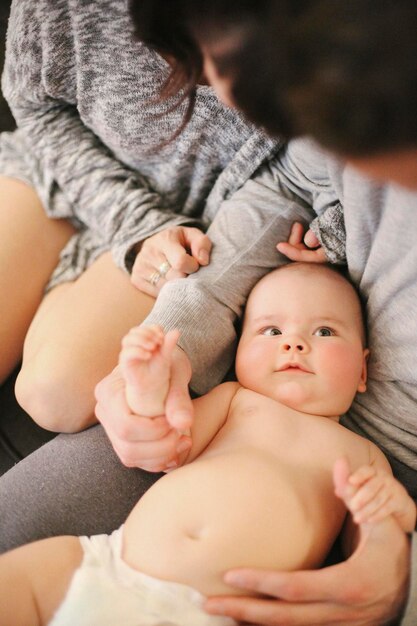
xmin=277 ymin=222 xmax=327 ymax=263
xmin=334 ymin=458 xmax=416 ymax=533
xmin=347 ymin=464 xmax=416 ymax=529
xmin=119 ymin=324 xmax=180 ymax=417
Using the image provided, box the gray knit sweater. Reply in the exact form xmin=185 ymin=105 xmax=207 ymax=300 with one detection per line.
xmin=1 ymin=0 xmax=279 ymax=289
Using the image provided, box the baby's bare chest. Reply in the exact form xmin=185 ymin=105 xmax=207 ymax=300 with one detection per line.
xmin=212 ymin=391 xmax=369 ymax=471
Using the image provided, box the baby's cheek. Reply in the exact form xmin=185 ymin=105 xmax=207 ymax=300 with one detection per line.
xmin=239 ymin=342 xmax=267 ymax=364
xmin=235 ymin=342 xmax=266 ymax=382
xmin=325 ymin=345 xmax=363 ymax=386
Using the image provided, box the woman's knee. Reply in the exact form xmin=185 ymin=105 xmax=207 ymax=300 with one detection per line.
xmin=15 ymin=349 xmax=96 ymax=433
xmin=14 ymin=253 xmax=155 ymax=432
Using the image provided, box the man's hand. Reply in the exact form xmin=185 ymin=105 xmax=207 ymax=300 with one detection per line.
xmin=277 ymin=221 xmax=327 ymax=263
xmin=205 ymin=507 xmax=410 ymax=625
xmin=94 ymin=345 xmax=194 ymax=471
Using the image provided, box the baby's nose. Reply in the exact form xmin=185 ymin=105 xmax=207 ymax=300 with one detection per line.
xmin=280 ymin=338 xmax=307 ymax=352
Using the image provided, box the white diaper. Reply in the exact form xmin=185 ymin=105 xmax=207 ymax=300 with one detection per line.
xmin=48 ymin=526 xmax=236 ymax=626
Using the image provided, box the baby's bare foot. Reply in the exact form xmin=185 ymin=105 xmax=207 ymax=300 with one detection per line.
xmin=120 ymin=325 xmax=179 ymax=416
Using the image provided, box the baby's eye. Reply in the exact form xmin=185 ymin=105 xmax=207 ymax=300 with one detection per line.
xmin=314 ymin=327 xmax=334 ymax=337
xmin=261 ymin=326 xmax=282 ymax=336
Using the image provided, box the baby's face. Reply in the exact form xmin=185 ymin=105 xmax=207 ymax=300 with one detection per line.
xmin=235 ymin=264 xmax=368 ymax=417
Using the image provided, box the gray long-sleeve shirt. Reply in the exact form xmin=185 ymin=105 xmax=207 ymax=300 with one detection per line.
xmin=147 ymin=139 xmax=417 ymax=623
xmin=1 ymin=0 xmax=279 ymax=288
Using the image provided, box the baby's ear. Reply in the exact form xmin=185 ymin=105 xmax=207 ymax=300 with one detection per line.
xmin=357 ymin=348 xmax=370 ymax=393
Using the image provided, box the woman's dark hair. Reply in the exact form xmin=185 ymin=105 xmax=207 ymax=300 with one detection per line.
xmin=129 ymin=0 xmax=200 ymax=134
xmin=128 ymin=1 xmax=269 ymax=137
xmin=130 ymin=0 xmax=417 ymax=156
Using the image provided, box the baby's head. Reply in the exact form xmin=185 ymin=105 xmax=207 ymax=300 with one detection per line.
xmin=235 ymin=263 xmax=368 ymax=418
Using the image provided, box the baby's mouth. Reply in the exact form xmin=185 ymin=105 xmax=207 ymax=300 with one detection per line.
xmin=277 ymin=362 xmax=312 ymax=374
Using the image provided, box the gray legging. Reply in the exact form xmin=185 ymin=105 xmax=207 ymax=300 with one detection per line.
xmin=0 ymin=424 xmax=161 ymax=553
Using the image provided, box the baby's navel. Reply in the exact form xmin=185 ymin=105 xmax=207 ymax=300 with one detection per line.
xmin=184 ymin=524 xmax=206 ymax=541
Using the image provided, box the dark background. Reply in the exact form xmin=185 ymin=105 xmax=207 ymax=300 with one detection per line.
xmin=0 ymin=0 xmax=55 ymax=475
xmin=0 ymin=0 xmax=15 ymax=132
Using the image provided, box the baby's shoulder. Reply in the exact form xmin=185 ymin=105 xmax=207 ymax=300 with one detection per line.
xmin=215 ymin=381 xmax=242 ymax=399
xmin=331 ymin=421 xmax=384 ymax=468
xmin=229 ymin=385 xmax=275 ymax=409
xmin=200 ymin=381 xmax=242 ymax=410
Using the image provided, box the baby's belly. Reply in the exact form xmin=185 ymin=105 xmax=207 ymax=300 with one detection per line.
xmin=123 ymin=451 xmax=340 ymax=595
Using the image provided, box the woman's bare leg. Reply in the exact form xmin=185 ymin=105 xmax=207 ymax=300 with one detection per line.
xmin=0 ymin=176 xmax=75 ymax=384
xmin=15 ymin=251 xmax=155 ymax=432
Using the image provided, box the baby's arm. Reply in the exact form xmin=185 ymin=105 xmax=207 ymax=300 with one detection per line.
xmin=345 ymin=464 xmax=416 ymax=533
xmin=185 ymin=380 xmax=240 ymax=463
xmin=334 ymin=455 xmax=417 ymax=534
xmin=0 ymin=536 xmax=82 ymax=626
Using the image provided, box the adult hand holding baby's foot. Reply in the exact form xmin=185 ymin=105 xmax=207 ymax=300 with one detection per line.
xmin=119 ymin=324 xmax=180 ymax=417
xmin=96 ymin=325 xmax=192 ymax=473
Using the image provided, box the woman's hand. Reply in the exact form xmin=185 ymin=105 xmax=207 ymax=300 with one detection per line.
xmin=131 ymin=226 xmax=212 ymax=296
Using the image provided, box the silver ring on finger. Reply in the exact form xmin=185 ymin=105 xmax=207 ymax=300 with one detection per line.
xmin=148 ymin=271 xmax=161 ymax=286
xmin=158 ymin=260 xmax=171 ymax=278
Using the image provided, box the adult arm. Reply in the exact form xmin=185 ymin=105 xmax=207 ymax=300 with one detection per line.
xmin=2 ymin=0 xmax=204 ymax=272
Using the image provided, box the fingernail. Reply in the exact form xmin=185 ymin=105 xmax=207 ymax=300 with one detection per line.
xmin=176 ymin=439 xmax=191 ymax=454
xmin=165 ymin=460 xmax=178 ymax=469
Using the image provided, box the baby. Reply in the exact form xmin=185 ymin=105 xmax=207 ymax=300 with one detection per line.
xmin=0 ymin=263 xmax=415 ymax=626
